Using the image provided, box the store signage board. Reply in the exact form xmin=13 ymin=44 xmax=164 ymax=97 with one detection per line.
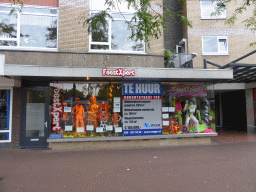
xmin=64 ymin=107 xmax=71 ymax=113
xmin=168 ymin=107 xmax=175 ymax=112
xmin=86 ymin=125 xmax=94 ymax=131
xmin=65 ymin=125 xmax=73 ymax=131
xmin=122 ymin=95 xmax=162 ymax=136
xmin=123 ymin=82 xmax=161 ymax=96
xmin=50 ymin=86 xmax=63 ymax=132
xmin=168 ymin=85 xmax=207 ymax=96
xmin=162 ymin=113 xmax=169 ymax=119
xmin=106 ymin=125 xmax=113 ymax=131
xmin=115 ymin=127 xmax=122 ymax=133
xmin=96 ymin=127 xmax=103 ymax=132
xmin=162 ymin=107 xmax=168 ymax=112
xmin=102 ymin=68 xmax=135 ymax=77
xmin=77 ymin=127 xmax=85 ymax=133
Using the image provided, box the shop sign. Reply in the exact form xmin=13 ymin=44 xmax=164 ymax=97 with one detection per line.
xmin=168 ymin=85 xmax=207 ymax=96
xmin=50 ymin=87 xmax=63 ymax=131
xmin=123 ymin=82 xmax=161 ymax=95
xmin=102 ymin=68 xmax=135 ymax=77
xmin=122 ymin=96 xmax=162 ymax=136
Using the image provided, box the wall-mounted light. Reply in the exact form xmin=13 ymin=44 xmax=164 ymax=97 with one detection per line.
xmin=104 ymin=55 xmax=109 ymax=67
xmin=145 ymin=56 xmax=152 ymax=67
xmin=125 ymin=56 xmax=131 ymax=67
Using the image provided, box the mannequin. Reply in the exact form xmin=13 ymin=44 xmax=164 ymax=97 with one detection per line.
xmin=112 ymin=113 xmax=121 ymax=136
xmin=183 ymin=97 xmax=199 ymax=133
xmin=72 ymin=98 xmax=86 ymax=134
xmin=173 ymin=98 xmax=182 ymax=125
xmin=97 ymin=101 xmax=109 ymax=132
xmin=88 ymin=96 xmax=98 ymax=128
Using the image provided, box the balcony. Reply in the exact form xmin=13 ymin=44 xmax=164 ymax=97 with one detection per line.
xmin=165 ymin=53 xmax=197 ymax=68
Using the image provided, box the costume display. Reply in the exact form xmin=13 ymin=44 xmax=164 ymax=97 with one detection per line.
xmin=112 ymin=113 xmax=121 ymax=135
xmin=61 ymin=101 xmax=69 ymax=121
xmin=72 ymin=98 xmax=86 ymax=134
xmin=173 ymin=98 xmax=183 ymax=125
xmin=97 ymin=102 xmax=109 ymax=132
xmin=183 ymin=98 xmax=199 ymax=133
xmin=88 ymin=96 xmax=98 ymax=128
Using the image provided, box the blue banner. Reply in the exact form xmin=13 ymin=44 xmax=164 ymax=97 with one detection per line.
xmin=123 ymin=82 xmax=161 ymax=95
xmin=123 ymin=129 xmax=162 ymax=136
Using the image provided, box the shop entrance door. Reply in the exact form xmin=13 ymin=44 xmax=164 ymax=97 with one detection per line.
xmin=21 ymin=87 xmax=49 ymax=148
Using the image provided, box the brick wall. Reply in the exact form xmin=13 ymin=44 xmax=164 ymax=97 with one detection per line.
xmin=186 ymin=0 xmax=256 ymax=68
xmin=58 ymin=0 xmax=89 ymax=52
xmin=163 ymin=0 xmax=183 ymax=52
xmin=11 ymin=87 xmax=21 ymax=148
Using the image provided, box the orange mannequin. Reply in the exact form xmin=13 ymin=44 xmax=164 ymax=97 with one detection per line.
xmin=62 ymin=101 xmax=69 ymax=120
xmin=97 ymin=102 xmax=109 ymax=121
xmin=72 ymin=98 xmax=86 ymax=134
xmin=88 ymin=96 xmax=98 ymax=128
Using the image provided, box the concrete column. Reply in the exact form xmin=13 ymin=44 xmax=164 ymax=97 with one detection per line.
xmin=245 ymin=89 xmax=255 ymax=133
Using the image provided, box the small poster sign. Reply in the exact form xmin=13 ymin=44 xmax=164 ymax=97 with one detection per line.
xmin=86 ymin=125 xmax=94 ymax=131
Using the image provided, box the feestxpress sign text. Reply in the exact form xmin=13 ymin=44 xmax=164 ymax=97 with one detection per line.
xmin=122 ymin=82 xmax=161 ymax=95
xmin=102 ymin=68 xmax=135 ymax=77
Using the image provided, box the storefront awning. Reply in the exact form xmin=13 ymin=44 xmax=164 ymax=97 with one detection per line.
xmin=204 ymin=50 xmax=256 ymax=83
xmin=2 ymin=64 xmax=233 ymax=83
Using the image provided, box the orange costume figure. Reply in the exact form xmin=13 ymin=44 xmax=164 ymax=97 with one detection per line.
xmin=168 ymin=117 xmax=181 ymax=134
xmin=88 ymin=96 xmax=98 ymax=128
xmin=72 ymin=98 xmax=86 ymax=134
xmin=112 ymin=113 xmax=121 ymax=126
xmin=61 ymin=101 xmax=69 ymax=120
xmin=97 ymin=102 xmax=109 ymax=121
xmin=112 ymin=113 xmax=121 ymax=136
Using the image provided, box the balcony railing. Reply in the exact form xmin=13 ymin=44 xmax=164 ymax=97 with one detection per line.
xmin=165 ymin=53 xmax=197 ymax=68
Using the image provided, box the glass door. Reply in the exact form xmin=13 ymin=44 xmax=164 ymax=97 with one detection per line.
xmin=21 ymin=87 xmax=49 ymax=148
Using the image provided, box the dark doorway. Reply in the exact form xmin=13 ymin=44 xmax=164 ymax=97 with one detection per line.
xmin=21 ymin=87 xmax=49 ymax=148
xmin=218 ymin=90 xmax=247 ymax=132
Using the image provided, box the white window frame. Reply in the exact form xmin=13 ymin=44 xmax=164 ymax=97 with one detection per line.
xmin=0 ymin=3 xmax=58 ymax=51
xmin=200 ymin=0 xmax=226 ymax=19
xmin=89 ymin=0 xmax=145 ymax=54
xmin=0 ymin=88 xmax=13 ymax=143
xmin=202 ymin=36 xmax=229 ymax=55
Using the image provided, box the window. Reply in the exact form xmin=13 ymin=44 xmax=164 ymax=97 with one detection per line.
xmin=89 ymin=0 xmax=145 ymax=53
xmin=200 ymin=0 xmax=226 ymax=19
xmin=0 ymin=3 xmax=58 ymax=50
xmin=0 ymin=90 xmax=11 ymax=142
xmin=202 ymin=36 xmax=228 ymax=55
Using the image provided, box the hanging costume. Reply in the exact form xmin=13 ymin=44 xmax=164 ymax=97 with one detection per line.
xmin=72 ymin=101 xmax=85 ymax=134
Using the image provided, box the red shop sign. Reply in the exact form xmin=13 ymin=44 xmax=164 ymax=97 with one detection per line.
xmin=50 ymin=87 xmax=63 ymax=131
xmin=102 ymin=68 xmax=135 ymax=77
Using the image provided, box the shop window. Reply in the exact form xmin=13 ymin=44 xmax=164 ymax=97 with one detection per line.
xmin=49 ymin=82 xmax=215 ymax=139
xmin=202 ymin=36 xmax=228 ymax=55
xmin=89 ymin=0 xmax=145 ymax=53
xmin=200 ymin=0 xmax=226 ymax=19
xmin=0 ymin=90 xmax=11 ymax=142
xmin=0 ymin=3 xmax=58 ymax=50
xmin=49 ymin=82 xmax=123 ymax=138
xmin=161 ymin=84 xmax=215 ymax=134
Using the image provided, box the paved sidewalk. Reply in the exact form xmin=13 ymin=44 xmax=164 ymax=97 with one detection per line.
xmin=1 ymin=132 xmax=256 ymax=192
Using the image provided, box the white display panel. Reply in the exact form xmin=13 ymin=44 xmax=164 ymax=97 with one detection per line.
xmin=65 ymin=125 xmax=73 ymax=131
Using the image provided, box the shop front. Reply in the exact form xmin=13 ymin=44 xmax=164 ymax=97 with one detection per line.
xmin=46 ymin=81 xmax=215 ymax=139
xmin=20 ymin=82 xmax=218 ymax=148
xmin=1 ymin=64 xmax=232 ymax=149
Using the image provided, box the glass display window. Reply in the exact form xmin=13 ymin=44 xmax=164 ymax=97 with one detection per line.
xmin=49 ymin=82 xmax=123 ymax=138
xmin=161 ymin=83 xmax=216 ymax=134
xmin=0 ymin=89 xmax=11 ymax=142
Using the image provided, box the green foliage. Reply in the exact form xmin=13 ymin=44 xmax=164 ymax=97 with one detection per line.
xmin=164 ymin=49 xmax=174 ymax=60
xmin=82 ymin=0 xmax=192 ymax=48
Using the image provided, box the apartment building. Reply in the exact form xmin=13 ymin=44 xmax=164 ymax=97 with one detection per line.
xmin=0 ymin=0 xmax=232 ymax=149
